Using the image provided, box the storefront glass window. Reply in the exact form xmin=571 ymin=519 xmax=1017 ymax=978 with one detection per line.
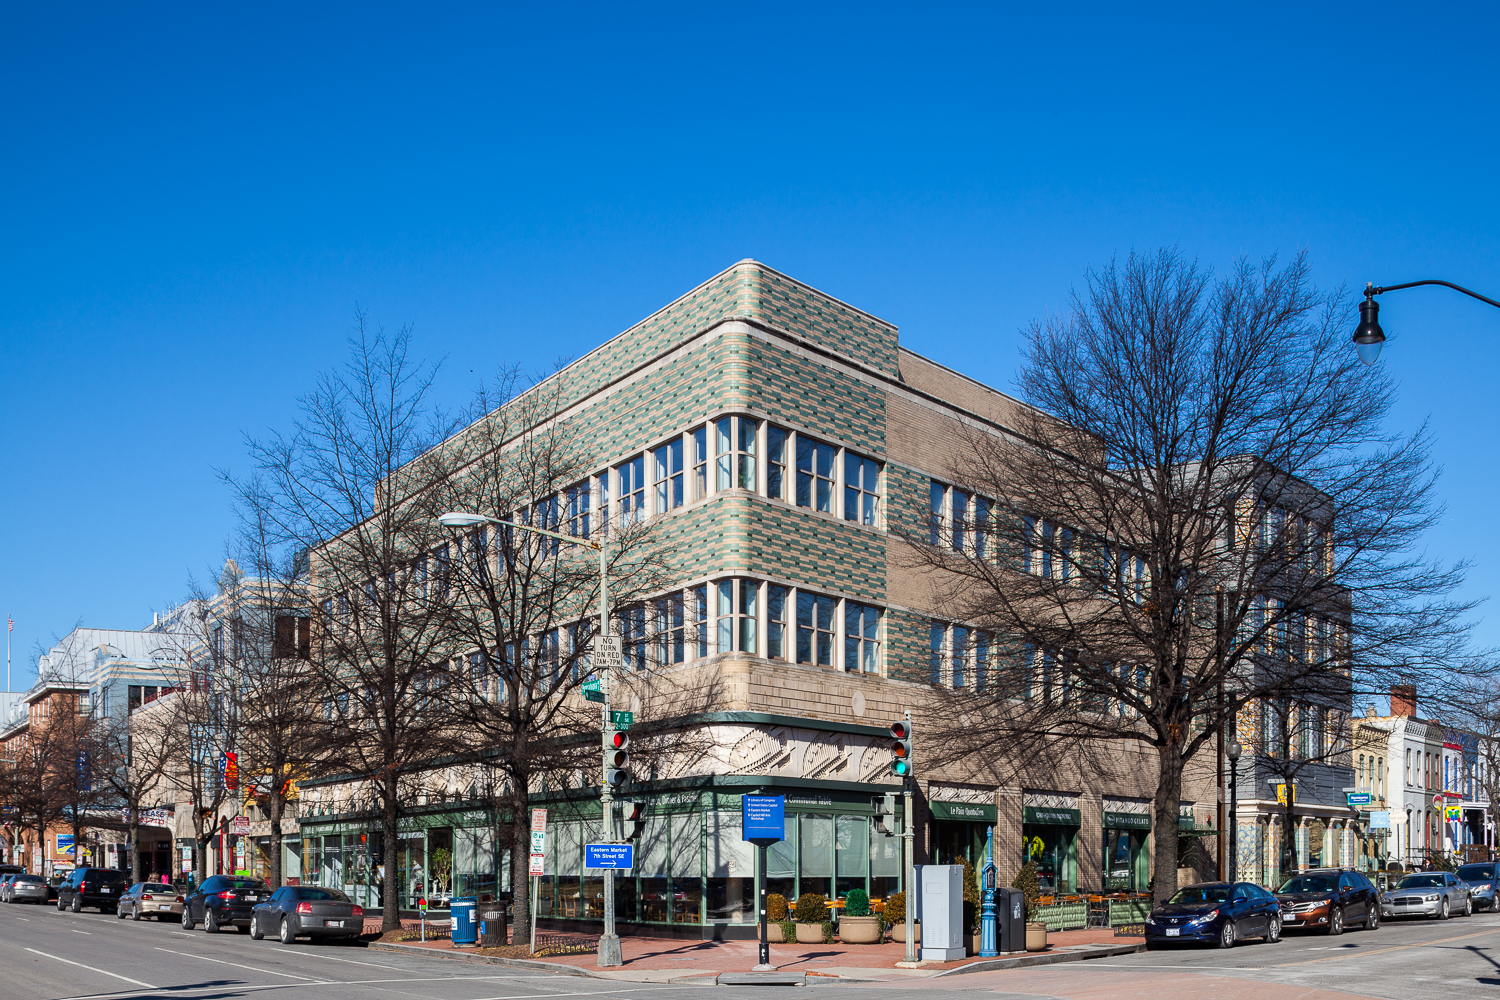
xmin=800 ymin=814 xmax=833 ymax=899
xmin=1021 ymin=824 xmax=1076 ymax=893
xmin=835 ymin=815 xmax=868 ymax=899
xmin=707 ymin=809 xmax=754 ymax=923
xmin=871 ymin=821 xmax=901 ymax=899
xmin=1102 ymin=829 xmax=1147 ymax=891
xmin=765 ymin=815 xmax=796 ymax=903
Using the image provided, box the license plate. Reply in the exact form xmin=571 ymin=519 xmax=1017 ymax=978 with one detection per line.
xmin=1165 ymin=928 xmax=1180 ymax=937
xmin=101 ymin=888 xmax=110 ymax=894
xmin=325 ymin=919 xmax=342 ymax=927
xmin=158 ymin=904 xmax=171 ymax=910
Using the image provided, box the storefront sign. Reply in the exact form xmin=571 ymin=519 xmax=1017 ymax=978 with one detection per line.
xmin=584 ymin=843 xmax=634 ymax=869
xmin=742 ymin=795 xmax=785 ymax=842
xmin=56 ymin=834 xmax=74 ymax=856
xmin=1369 ymin=810 xmax=1390 ymax=829
xmin=1102 ymin=810 xmax=1151 ymax=829
xmin=929 ymin=801 xmax=997 ymax=822
xmin=1022 ymin=807 xmax=1080 ymax=826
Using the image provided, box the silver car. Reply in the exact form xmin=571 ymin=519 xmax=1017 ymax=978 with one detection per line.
xmin=1381 ymin=870 xmax=1472 ymax=919
xmin=1456 ymin=862 xmax=1500 ymax=911
xmin=0 ymin=875 xmax=16 ymax=902
xmin=8 ymin=874 xmax=50 ymax=904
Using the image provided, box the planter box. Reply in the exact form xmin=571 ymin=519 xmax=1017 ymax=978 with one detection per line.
xmin=1107 ymin=899 xmax=1150 ymax=926
xmin=795 ymin=921 xmax=825 ymax=943
xmin=838 ymin=915 xmax=881 ymax=944
xmin=1025 ymin=922 xmax=1048 ymax=952
xmin=890 ymin=921 xmax=920 ymax=944
xmin=766 ymin=923 xmax=786 ymax=943
xmin=1033 ymin=901 xmax=1087 ymax=932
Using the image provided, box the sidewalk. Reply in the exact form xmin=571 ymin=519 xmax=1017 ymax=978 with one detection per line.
xmin=368 ymin=926 xmax=1146 ymax=982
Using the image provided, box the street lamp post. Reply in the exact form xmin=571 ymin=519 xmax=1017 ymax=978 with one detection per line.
xmin=437 ymin=511 xmax=623 ymax=967
xmin=1351 ymin=279 xmax=1500 ymax=364
xmin=1226 ymin=739 xmax=1241 ymax=883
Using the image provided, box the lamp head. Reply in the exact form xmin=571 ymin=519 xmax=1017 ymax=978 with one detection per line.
xmin=1353 ymin=292 xmax=1386 ymax=365
xmin=1226 ymin=740 xmax=1242 ymax=763
xmin=438 ymin=511 xmax=489 ymax=528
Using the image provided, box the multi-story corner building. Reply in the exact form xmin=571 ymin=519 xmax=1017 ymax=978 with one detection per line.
xmin=289 ymin=260 xmax=1234 ymax=934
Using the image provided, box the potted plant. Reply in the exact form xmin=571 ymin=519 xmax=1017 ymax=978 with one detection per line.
xmin=1013 ymin=861 xmax=1047 ymax=952
xmin=838 ymin=888 xmax=881 ymax=943
xmin=963 ymin=858 xmax=981 ymax=955
xmin=766 ymin=893 xmax=788 ymax=942
xmin=793 ymin=892 xmax=829 ymax=943
xmin=885 ymin=890 xmax=918 ymax=943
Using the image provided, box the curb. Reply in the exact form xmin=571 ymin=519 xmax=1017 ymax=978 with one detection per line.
xmin=367 ymin=942 xmax=599 ymax=977
xmin=932 ymin=942 xmax=1146 ymax=976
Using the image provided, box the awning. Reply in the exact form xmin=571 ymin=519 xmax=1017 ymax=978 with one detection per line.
xmin=930 ymin=801 xmax=997 ymax=822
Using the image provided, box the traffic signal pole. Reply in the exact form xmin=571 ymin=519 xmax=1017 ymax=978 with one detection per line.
xmin=596 ymin=539 xmax=622 ymax=967
xmin=903 ymin=710 xmax=915 ymax=965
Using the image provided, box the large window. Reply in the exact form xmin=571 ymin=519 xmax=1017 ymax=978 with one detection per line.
xmin=844 ymin=603 xmax=880 ymax=673
xmin=844 ymin=454 xmax=879 ymax=525
xmin=715 ymin=579 xmax=758 ymax=654
xmin=617 ymin=455 xmax=647 ymax=527
xmin=797 ymin=591 xmax=838 ymax=667
xmin=930 ymin=621 xmax=995 ymax=689
xmin=931 ymin=481 xmax=989 ymax=553
xmin=716 ymin=416 xmax=758 ymax=491
xmin=797 ymin=436 xmax=837 ymax=512
xmin=653 ymin=439 xmax=684 ymax=512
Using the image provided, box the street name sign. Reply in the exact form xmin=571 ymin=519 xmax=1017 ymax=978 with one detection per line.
xmin=1346 ymin=791 xmax=1372 ymax=805
xmin=584 ymin=843 xmax=635 ymax=869
xmin=611 ymin=710 xmax=634 ymax=729
xmin=582 ymin=677 xmax=604 ymax=703
xmin=742 ymin=794 xmax=785 ymax=844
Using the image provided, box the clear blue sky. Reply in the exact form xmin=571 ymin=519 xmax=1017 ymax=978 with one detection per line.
xmin=2 ymin=3 xmax=1497 ymax=690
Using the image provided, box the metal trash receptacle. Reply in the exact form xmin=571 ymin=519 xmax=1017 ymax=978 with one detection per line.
xmin=479 ymin=904 xmax=508 ymax=947
xmin=450 ymin=897 xmax=477 ymax=946
xmin=996 ymin=887 xmax=1026 ymax=953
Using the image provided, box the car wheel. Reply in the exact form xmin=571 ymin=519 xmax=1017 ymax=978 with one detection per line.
xmin=56 ymin=897 xmax=65 ymax=911
xmin=280 ymin=916 xmax=296 ymax=945
xmin=1266 ymin=915 xmax=1281 ymax=943
xmin=250 ymin=916 xmax=264 ymax=940
xmin=131 ymin=903 xmax=143 ymax=921
xmin=205 ymin=906 xmax=220 ymax=933
xmin=1464 ymin=896 xmax=1473 ymax=917
xmin=1366 ymin=908 xmax=1380 ymax=931
xmin=1219 ymin=921 xmax=1236 ymax=949
xmin=117 ymin=904 xmax=127 ymax=920
xmin=1439 ymin=898 xmax=1450 ymax=920
xmin=1329 ymin=907 xmax=1343 ymax=935
xmin=181 ymin=909 xmax=194 ymax=931
xmin=71 ymin=895 xmax=81 ymax=913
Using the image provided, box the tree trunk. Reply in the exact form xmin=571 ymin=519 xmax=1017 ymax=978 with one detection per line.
xmin=269 ymin=794 xmax=284 ymax=889
xmin=1151 ymin=746 xmax=1184 ymax=904
xmin=382 ymin=774 xmax=401 ymax=932
xmin=129 ymin=819 xmax=142 ymax=882
xmin=510 ymin=777 xmax=530 ymax=948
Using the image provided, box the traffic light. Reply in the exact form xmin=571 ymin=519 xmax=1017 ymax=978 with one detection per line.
xmin=625 ymin=801 xmax=647 ymax=840
xmin=871 ymin=792 xmax=898 ymax=835
xmin=890 ymin=720 xmax=912 ymax=778
xmin=605 ymin=729 xmax=630 ymax=787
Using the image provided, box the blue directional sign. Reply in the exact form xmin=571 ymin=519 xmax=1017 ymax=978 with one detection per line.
xmin=1346 ymin=791 xmax=1373 ymax=806
xmin=584 ymin=843 xmax=635 ymax=869
xmin=743 ymin=795 xmax=785 ymax=843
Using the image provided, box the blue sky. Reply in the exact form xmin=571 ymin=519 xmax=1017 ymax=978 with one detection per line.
xmin=2 ymin=3 xmax=1497 ymax=689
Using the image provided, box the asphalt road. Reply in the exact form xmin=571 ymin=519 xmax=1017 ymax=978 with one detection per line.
xmin=3 ymin=897 xmax=1500 ymax=1000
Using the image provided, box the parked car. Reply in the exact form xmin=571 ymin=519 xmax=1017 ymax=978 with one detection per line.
xmin=116 ymin=882 xmax=184 ymax=921
xmin=180 ymin=874 xmax=272 ymax=933
xmin=1381 ymin=870 xmax=1471 ymax=920
xmin=56 ymin=868 xmax=129 ymax=913
xmin=0 ymin=874 xmax=18 ymax=901
xmin=7 ymin=874 xmax=50 ymax=904
xmin=1145 ymin=881 xmax=1283 ymax=948
xmin=1456 ymin=862 xmax=1500 ymax=911
xmin=46 ymin=873 xmax=65 ymax=900
xmin=1275 ymin=869 xmax=1381 ymax=934
xmin=250 ymin=886 xmax=364 ymax=944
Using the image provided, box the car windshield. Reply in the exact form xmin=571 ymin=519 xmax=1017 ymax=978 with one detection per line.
xmin=1398 ymin=874 xmax=1445 ymax=888
xmin=1168 ymin=886 xmax=1228 ymax=905
xmin=1279 ymin=875 xmax=1336 ymax=893
xmin=296 ymin=888 xmax=349 ymax=901
xmin=1457 ymin=865 xmax=1496 ymax=882
xmin=15 ymin=875 xmax=43 ymax=884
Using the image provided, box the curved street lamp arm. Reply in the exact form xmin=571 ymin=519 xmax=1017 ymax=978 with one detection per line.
xmin=1367 ymin=279 xmax=1500 ymax=311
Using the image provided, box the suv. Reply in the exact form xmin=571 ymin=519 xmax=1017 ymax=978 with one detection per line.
xmin=1456 ymin=862 xmax=1499 ymax=911
xmin=182 ymin=874 xmax=272 ymax=933
xmin=1275 ymin=868 xmax=1381 ymax=934
xmin=57 ymin=867 xmax=129 ymax=913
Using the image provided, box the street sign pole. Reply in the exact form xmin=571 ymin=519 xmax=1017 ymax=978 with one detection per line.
xmin=743 ymin=793 xmax=784 ymax=973
xmin=596 ymin=540 xmax=622 ymax=968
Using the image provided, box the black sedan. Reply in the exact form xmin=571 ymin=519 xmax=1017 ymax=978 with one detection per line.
xmin=181 ymin=874 xmax=272 ymax=933
xmin=1145 ymin=881 xmax=1283 ymax=948
xmin=250 ymin=886 xmax=364 ymax=944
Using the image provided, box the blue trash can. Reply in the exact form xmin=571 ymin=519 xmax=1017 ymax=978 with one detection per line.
xmin=450 ymin=897 xmax=477 ymax=946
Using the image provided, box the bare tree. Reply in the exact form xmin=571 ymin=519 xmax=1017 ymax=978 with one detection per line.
xmin=909 ymin=248 xmax=1478 ymax=900
xmin=424 ymin=369 xmax=719 ymax=930
xmin=225 ymin=318 xmax=461 ymax=932
xmin=95 ymin=705 xmax=177 ymax=883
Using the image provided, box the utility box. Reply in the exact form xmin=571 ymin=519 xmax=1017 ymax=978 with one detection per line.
xmin=919 ymin=863 xmax=966 ymax=961
xmin=995 ymin=886 xmax=1026 ymax=953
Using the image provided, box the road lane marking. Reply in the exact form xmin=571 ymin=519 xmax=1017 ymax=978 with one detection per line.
xmin=1272 ymin=927 xmax=1500 ymax=966
xmin=23 ymin=947 xmax=158 ymax=988
xmin=153 ymin=946 xmax=332 ymax=982
xmin=70 ymin=929 xmax=92 ymax=934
